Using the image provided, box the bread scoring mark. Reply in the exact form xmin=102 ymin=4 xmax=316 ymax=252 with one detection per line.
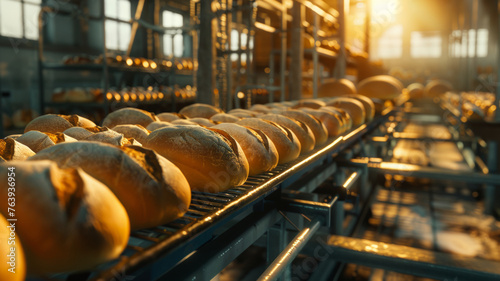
xmin=49 ymin=166 xmax=85 ymax=220
xmin=64 ymin=115 xmax=80 ymax=127
xmin=121 ymin=146 xmax=164 ymax=184
xmin=83 ymin=126 xmax=109 ymax=133
xmin=247 ymin=127 xmax=270 ymax=151
xmin=208 ymin=128 xmax=240 ymax=157
xmin=0 ymin=138 xmax=15 ymax=160
xmin=263 ymin=120 xmax=294 ymax=142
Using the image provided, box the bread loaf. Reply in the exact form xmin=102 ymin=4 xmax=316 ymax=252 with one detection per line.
xmin=301 ymin=108 xmax=342 ymax=137
xmin=112 ymin=124 xmax=150 ymax=145
xmin=0 ymin=160 xmax=129 ymax=274
xmin=144 ymin=125 xmax=249 ymax=193
xmin=170 ymin=119 xmax=200 ymax=126
xmin=425 ymin=79 xmax=452 ymax=97
xmin=261 ymin=114 xmax=315 ymax=153
xmin=186 ymin=118 xmax=215 ymax=127
xmin=318 ymin=78 xmax=357 ymax=97
xmin=357 ymin=75 xmax=403 ymax=100
xmin=157 ymin=112 xmax=186 ymax=122
xmin=24 ymin=114 xmax=96 ymax=134
xmin=102 ymin=107 xmax=158 ymax=129
xmin=293 ymin=99 xmax=326 ymax=109
xmin=213 ymin=123 xmax=278 ymax=175
xmin=210 ymin=113 xmax=241 ymax=123
xmin=0 ymin=138 xmax=35 ymax=161
xmin=237 ymin=118 xmax=301 ymax=164
xmin=30 ymin=142 xmax=191 ymax=230
xmin=63 ymin=126 xmax=109 ymax=140
xmin=179 ymin=103 xmax=223 ymax=118
xmin=146 ymin=121 xmax=171 ymax=131
xmin=15 ymin=131 xmax=77 ymax=153
xmin=277 ymin=109 xmax=328 ymax=146
xmin=321 ymin=106 xmax=352 ymax=131
xmin=249 ymin=104 xmax=272 ymax=113
xmin=0 ymin=213 xmax=26 ymax=281
xmin=344 ymin=94 xmax=375 ymax=122
xmin=83 ymin=130 xmax=137 ymax=146
xmin=227 ymin=109 xmax=260 ymax=117
xmin=407 ymin=83 xmax=425 ymax=99
xmin=325 ymin=97 xmax=366 ymax=126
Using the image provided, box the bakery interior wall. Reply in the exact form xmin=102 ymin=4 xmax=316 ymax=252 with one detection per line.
xmin=367 ymin=0 xmax=497 ymax=91
xmin=0 ymin=0 xmax=192 ymax=117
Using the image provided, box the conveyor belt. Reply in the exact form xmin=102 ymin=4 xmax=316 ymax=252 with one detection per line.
xmin=62 ymin=110 xmax=394 ymax=281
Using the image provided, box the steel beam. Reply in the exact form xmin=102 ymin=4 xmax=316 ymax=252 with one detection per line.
xmin=257 ymin=219 xmax=322 ymax=281
xmin=327 ymin=235 xmax=500 ymax=281
xmin=362 ymin=160 xmax=500 ymax=185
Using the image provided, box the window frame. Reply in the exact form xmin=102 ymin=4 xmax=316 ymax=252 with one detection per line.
xmin=162 ymin=9 xmax=185 ymax=58
xmin=0 ymin=0 xmax=42 ymax=46
xmin=104 ymin=0 xmax=132 ymax=52
xmin=410 ymin=30 xmax=442 ymax=58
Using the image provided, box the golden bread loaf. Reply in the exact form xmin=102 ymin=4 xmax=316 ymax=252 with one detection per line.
xmin=321 ymin=106 xmax=351 ymax=131
xmin=157 ymin=112 xmax=186 ymax=122
xmin=146 ymin=121 xmax=171 ymax=131
xmin=112 ymin=124 xmax=150 ymax=145
xmin=0 ymin=213 xmax=26 ymax=281
xmin=300 ymin=108 xmax=342 ymax=137
xmin=63 ymin=126 xmax=108 ymax=140
xmin=102 ymin=107 xmax=158 ymax=129
xmin=83 ymin=130 xmax=136 ymax=146
xmin=187 ymin=118 xmax=215 ymax=127
xmin=0 ymin=160 xmax=129 ymax=274
xmin=325 ymin=97 xmax=366 ymax=126
xmin=260 ymin=114 xmax=316 ymax=154
xmin=318 ymin=78 xmax=357 ymax=98
xmin=24 ymin=114 xmax=96 ymax=134
xmin=357 ymin=75 xmax=403 ymax=100
xmin=144 ymin=125 xmax=249 ymax=193
xmin=344 ymin=94 xmax=375 ymax=122
xmin=30 ymin=142 xmax=191 ymax=230
xmin=15 ymin=131 xmax=77 ymax=153
xmin=210 ymin=113 xmax=241 ymax=123
xmin=277 ymin=109 xmax=328 ymax=146
xmin=236 ymin=118 xmax=301 ymax=164
xmin=212 ymin=123 xmax=278 ymax=175
xmin=0 ymin=138 xmax=35 ymax=161
xmin=425 ymin=79 xmax=453 ymax=97
xmin=179 ymin=103 xmax=223 ymax=118
xmin=293 ymin=99 xmax=326 ymax=109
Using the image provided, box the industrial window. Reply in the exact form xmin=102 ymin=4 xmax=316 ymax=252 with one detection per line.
xmin=163 ymin=10 xmax=183 ymax=57
xmin=375 ymin=24 xmax=403 ymax=59
xmin=230 ymin=29 xmax=249 ymax=62
xmin=411 ymin=31 xmax=442 ymax=58
xmin=105 ymin=0 xmax=131 ymax=51
xmin=451 ymin=29 xmax=488 ymax=58
xmin=0 ymin=0 xmax=41 ymax=40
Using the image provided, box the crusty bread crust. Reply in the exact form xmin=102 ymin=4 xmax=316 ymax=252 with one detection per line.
xmin=260 ymin=114 xmax=316 ymax=154
xmin=213 ymin=123 xmax=278 ymax=175
xmin=30 ymin=142 xmax=191 ymax=230
xmin=0 ymin=160 xmax=129 ymax=274
xmin=102 ymin=107 xmax=158 ymax=129
xmin=144 ymin=125 xmax=249 ymax=193
xmin=237 ymin=118 xmax=300 ymax=164
xmin=179 ymin=103 xmax=223 ymax=118
xmin=277 ymin=109 xmax=328 ymax=146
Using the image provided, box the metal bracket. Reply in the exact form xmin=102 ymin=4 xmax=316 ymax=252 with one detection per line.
xmin=279 ymin=191 xmax=338 ymax=227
